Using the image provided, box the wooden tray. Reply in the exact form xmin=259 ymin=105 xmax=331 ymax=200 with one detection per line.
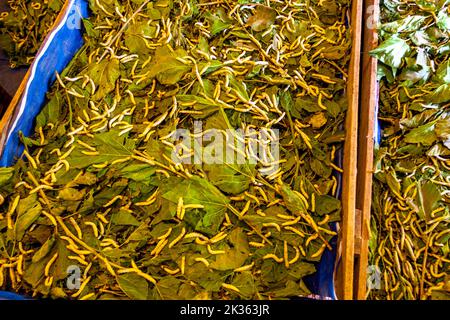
xmin=0 ymin=0 xmax=363 ymax=300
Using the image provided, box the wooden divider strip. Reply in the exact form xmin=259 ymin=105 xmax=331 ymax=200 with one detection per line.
xmin=0 ymin=0 xmax=368 ymax=300
xmin=337 ymin=0 xmax=363 ymax=300
xmin=355 ymin=0 xmax=379 ymax=300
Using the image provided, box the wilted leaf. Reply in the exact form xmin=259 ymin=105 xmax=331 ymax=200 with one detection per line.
xmin=247 ymin=5 xmax=277 ymax=32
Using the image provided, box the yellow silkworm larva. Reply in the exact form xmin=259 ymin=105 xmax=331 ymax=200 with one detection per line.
xmin=262 ymin=222 xmax=281 ymax=232
xmin=162 ymin=266 xmax=180 ymax=275
xmin=169 ymin=227 xmax=186 ymax=248
xmin=249 ymin=241 xmax=266 ymax=248
xmin=221 ymin=283 xmax=241 ymax=293
xmin=44 ymin=253 xmax=59 ymax=277
xmin=234 ymin=262 xmax=255 ymax=272
xmin=194 ymin=257 xmax=210 ymax=267
xmin=84 ymin=222 xmax=99 ymax=238
xmin=209 ymin=231 xmax=228 ymax=243
xmin=310 ymin=244 xmax=327 ymax=258
xmin=262 ymin=254 xmax=284 ymax=263
xmin=157 ymin=228 xmax=173 ymax=240
xmin=207 ymin=245 xmax=225 ymax=255
xmin=72 ymin=276 xmax=92 ymax=298
xmin=181 ymin=256 xmax=186 ymax=275
xmin=289 ymin=246 xmax=301 ymax=264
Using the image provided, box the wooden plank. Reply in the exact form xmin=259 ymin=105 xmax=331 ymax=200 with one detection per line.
xmin=354 ymin=0 xmax=379 ymax=300
xmin=0 ymin=0 xmax=72 ymax=157
xmin=336 ymin=0 xmax=362 ymax=300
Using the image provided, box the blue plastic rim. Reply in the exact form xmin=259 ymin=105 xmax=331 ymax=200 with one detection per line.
xmin=0 ymin=0 xmax=344 ymax=300
xmin=0 ymin=291 xmax=28 ymax=300
xmin=0 ymin=0 xmax=89 ymax=167
xmin=0 ymin=0 xmax=89 ymax=300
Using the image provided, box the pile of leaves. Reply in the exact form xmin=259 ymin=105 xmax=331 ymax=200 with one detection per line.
xmin=0 ymin=0 xmax=64 ymax=67
xmin=369 ymin=0 xmax=450 ymax=300
xmin=0 ymin=0 xmax=351 ymax=300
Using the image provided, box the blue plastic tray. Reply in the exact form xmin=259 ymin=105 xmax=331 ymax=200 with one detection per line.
xmin=0 ymin=0 xmax=89 ymax=167
xmin=0 ymin=291 xmax=28 ymax=300
xmin=0 ymin=0 xmax=341 ymax=300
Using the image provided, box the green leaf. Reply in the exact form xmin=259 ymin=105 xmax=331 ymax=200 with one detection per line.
xmin=153 ymin=277 xmax=182 ymax=299
xmin=143 ymin=45 xmax=191 ymax=85
xmin=416 ymin=180 xmax=442 ymax=221
xmin=31 ymin=236 xmax=56 ymax=263
xmin=310 ymin=158 xmax=332 ymax=178
xmin=67 ymin=130 xmax=135 ymax=168
xmin=242 ymin=206 xmax=286 ymax=229
xmin=381 ymin=15 xmax=426 ymax=33
xmin=86 ymin=58 xmax=120 ymax=101
xmin=161 ymin=176 xmax=230 ymax=234
xmin=269 ymin=280 xmax=310 ymax=298
xmin=315 ymin=195 xmax=341 ymax=215
xmin=125 ymin=21 xmax=156 ymax=54
xmin=287 ymin=262 xmax=316 ymax=280
xmin=205 ymin=163 xmax=256 ymax=195
xmin=111 ymin=210 xmax=141 ymax=226
xmin=206 ymin=8 xmax=232 ymax=35
xmin=435 ymin=117 xmax=450 ymax=148
xmin=210 ymin=227 xmax=249 ymax=270
xmin=120 ymin=164 xmax=156 ymax=183
xmin=425 ymin=84 xmax=450 ymax=103
xmin=52 ymin=239 xmax=72 ymax=280
xmin=279 ymin=184 xmax=308 ymax=217
xmin=117 ymin=273 xmax=149 ymax=300
xmin=14 ymin=194 xmax=42 ymax=241
xmin=399 ymin=49 xmax=431 ymax=85
xmin=125 ymin=222 xmax=152 ymax=242
xmin=0 ymin=167 xmax=14 ymax=188
xmin=184 ymin=262 xmax=224 ymax=292
xmin=293 ymin=96 xmax=323 ymax=115
xmin=229 ymin=75 xmax=250 ymax=101
xmin=437 ymin=10 xmax=450 ymax=31
xmin=370 ymin=35 xmax=410 ymax=69
xmin=82 ymin=18 xmax=99 ymax=38
xmin=385 ymin=170 xmax=402 ymax=196
xmin=35 ymin=91 xmax=64 ymax=127
xmin=404 ymin=121 xmax=437 ymax=145
xmin=434 ymin=60 xmax=450 ymax=84
xmin=176 ymin=94 xmax=220 ymax=117
xmin=231 ymin=271 xmax=257 ymax=298
xmin=280 ymin=91 xmax=294 ymax=113
xmin=58 ymin=188 xmax=86 ymax=201
xmin=23 ymin=254 xmax=48 ymax=288
xmin=410 ymin=31 xmax=433 ymax=47
xmin=376 ymin=62 xmax=395 ymax=82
